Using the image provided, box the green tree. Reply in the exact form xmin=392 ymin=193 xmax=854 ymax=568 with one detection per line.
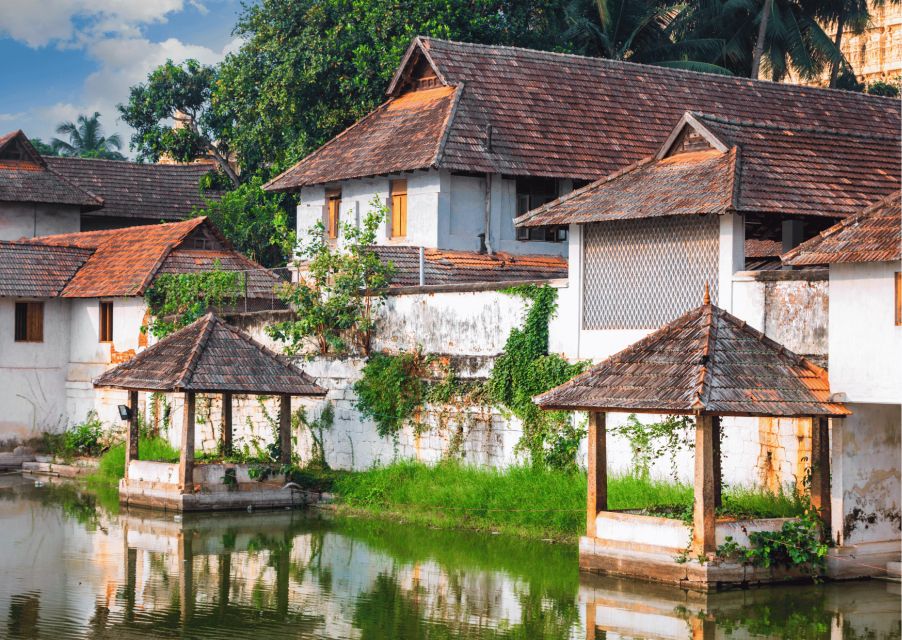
xmin=267 ymin=199 xmax=394 ymax=355
xmin=191 ymin=175 xmax=295 ymax=268
xmin=50 ymin=112 xmax=125 ymax=159
xmin=29 ymin=138 xmax=58 ymax=156
xmin=118 ymin=59 xmax=239 ymax=185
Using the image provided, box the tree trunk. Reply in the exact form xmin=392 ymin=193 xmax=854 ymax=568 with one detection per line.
xmin=829 ymin=10 xmax=847 ymax=88
xmin=208 ymin=143 xmax=240 ymax=187
xmin=751 ymin=0 xmax=774 ymax=79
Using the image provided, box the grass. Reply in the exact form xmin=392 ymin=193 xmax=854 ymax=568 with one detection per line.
xmin=332 ymin=460 xmax=807 ymax=542
xmin=88 ymin=436 xmax=181 ymax=485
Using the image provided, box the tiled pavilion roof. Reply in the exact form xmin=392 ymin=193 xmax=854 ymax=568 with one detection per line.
xmin=782 ymin=191 xmax=902 ymax=266
xmin=534 ymin=300 xmax=848 ymax=417
xmin=94 ymin=313 xmax=326 ymax=396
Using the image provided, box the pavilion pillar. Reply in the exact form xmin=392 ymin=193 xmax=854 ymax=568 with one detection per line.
xmin=279 ymin=394 xmax=292 ymax=465
xmin=221 ymin=392 xmax=233 ymax=457
xmin=124 ymin=390 xmax=139 ymax=480
xmin=179 ymin=531 xmax=195 ymax=626
xmin=810 ymin=416 xmax=832 ymax=540
xmin=693 ymin=414 xmax=717 ymax=555
xmin=179 ymin=392 xmax=196 ymax=491
xmin=712 ymin=416 xmax=722 ymax=509
xmin=586 ymin=411 xmax=607 ymax=538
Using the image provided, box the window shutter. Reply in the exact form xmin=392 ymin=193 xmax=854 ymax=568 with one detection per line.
xmin=28 ymin=302 xmax=43 ymax=342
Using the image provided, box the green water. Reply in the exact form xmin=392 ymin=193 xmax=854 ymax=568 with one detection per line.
xmin=1 ymin=475 xmax=899 ymax=639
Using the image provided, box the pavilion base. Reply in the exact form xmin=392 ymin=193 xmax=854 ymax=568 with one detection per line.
xmin=119 ymin=460 xmax=313 ymax=513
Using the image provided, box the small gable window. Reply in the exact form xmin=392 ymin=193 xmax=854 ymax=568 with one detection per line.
xmin=326 ymin=188 xmax=341 ymax=239
xmin=99 ymin=301 xmax=114 ymax=343
xmin=390 ymin=180 xmax=408 ymax=238
xmin=14 ymin=302 xmax=43 ymax=343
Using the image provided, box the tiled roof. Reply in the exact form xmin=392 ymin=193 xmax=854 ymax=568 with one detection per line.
xmin=265 ymin=86 xmax=458 ymax=191
xmin=25 ymin=218 xmax=280 ymax=299
xmin=46 ymin=156 xmax=218 ymax=221
xmin=783 ymin=192 xmax=902 ymax=266
xmin=515 ymin=149 xmax=736 ymax=227
xmin=266 ymin=37 xmax=899 ymax=214
xmin=534 ymin=301 xmax=848 ymax=417
xmin=372 ymin=245 xmax=568 ymax=287
xmin=94 ymin=313 xmax=326 ymax=395
xmin=0 ymin=242 xmax=93 ymax=297
xmin=0 ymin=131 xmax=103 ymax=209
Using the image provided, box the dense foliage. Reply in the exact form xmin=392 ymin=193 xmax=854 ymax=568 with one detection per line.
xmin=144 ymin=265 xmax=245 ymax=338
xmin=353 ymin=350 xmax=431 ymax=438
xmin=267 ymin=200 xmax=394 ymax=355
xmin=488 ymin=285 xmax=586 ymax=468
xmin=50 ymin=112 xmax=124 ymax=160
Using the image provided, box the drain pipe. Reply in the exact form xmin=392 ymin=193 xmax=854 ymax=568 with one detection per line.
xmin=418 ymin=246 xmax=425 ymax=286
xmin=483 ymin=173 xmax=494 ymax=255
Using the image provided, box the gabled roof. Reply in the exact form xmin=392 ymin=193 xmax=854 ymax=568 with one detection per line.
xmin=24 ymin=217 xmax=281 ymax=299
xmin=0 ymin=130 xmax=104 ymax=209
xmin=534 ymin=299 xmax=848 ymax=417
xmin=94 ymin=313 xmax=326 ymax=396
xmin=372 ymin=246 xmax=567 ymax=287
xmin=0 ymin=242 xmax=93 ymax=297
xmin=265 ymin=37 xmax=899 ymax=215
xmin=46 ymin=156 xmax=218 ymax=221
xmin=782 ymin=192 xmax=902 ymax=266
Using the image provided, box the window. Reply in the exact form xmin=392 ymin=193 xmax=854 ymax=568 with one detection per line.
xmin=99 ymin=301 xmax=113 ymax=342
xmin=896 ymin=272 xmax=901 ymax=326
xmin=326 ymin=189 xmax=341 ymax=239
xmin=14 ymin=302 xmax=43 ymax=342
xmin=515 ymin=177 xmax=567 ymax=243
xmin=390 ymin=180 xmax=407 ymax=238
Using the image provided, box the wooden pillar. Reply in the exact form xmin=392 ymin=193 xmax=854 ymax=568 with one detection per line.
xmin=810 ymin=416 xmax=832 ymax=540
xmin=585 ymin=601 xmax=596 ymax=640
xmin=124 ymin=390 xmax=139 ymax=480
xmin=586 ymin=411 xmax=607 ymax=538
xmin=179 ymin=531 xmax=194 ymax=626
xmin=693 ymin=414 xmax=716 ymax=555
xmin=179 ymin=392 xmax=196 ymax=491
xmin=221 ymin=392 xmax=233 ymax=456
xmin=712 ymin=416 xmax=722 ymax=510
xmin=279 ymin=394 xmax=291 ymax=465
xmin=217 ymin=554 xmax=231 ymax=615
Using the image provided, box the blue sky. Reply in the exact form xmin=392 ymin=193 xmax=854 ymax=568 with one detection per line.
xmin=0 ymin=1 xmax=244 ymax=156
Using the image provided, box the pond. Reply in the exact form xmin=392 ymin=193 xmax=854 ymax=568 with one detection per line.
xmin=1 ymin=474 xmax=899 ymax=640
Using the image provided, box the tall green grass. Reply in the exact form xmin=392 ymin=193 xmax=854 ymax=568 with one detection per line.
xmin=89 ymin=436 xmax=180 ymax=484
xmin=333 ymin=461 xmax=806 ymax=541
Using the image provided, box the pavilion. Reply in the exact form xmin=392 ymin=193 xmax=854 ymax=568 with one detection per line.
xmin=534 ymin=289 xmax=848 ymax=590
xmin=94 ymin=313 xmax=326 ymax=511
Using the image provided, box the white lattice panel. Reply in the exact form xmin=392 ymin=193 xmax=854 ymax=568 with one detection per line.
xmin=583 ymin=215 xmax=719 ymax=330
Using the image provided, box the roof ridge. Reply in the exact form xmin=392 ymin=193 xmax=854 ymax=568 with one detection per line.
xmin=421 ymin=36 xmax=902 ymax=105
xmin=692 ymin=112 xmax=899 ymax=142
xmin=691 ymin=304 xmax=717 ymax=412
xmin=432 ymin=84 xmax=464 ymax=167
xmin=175 ymin=313 xmax=217 ymax=389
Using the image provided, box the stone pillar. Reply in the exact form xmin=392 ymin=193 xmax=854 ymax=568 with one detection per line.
xmin=810 ymin=416 xmax=832 ymax=540
xmin=712 ymin=416 xmax=722 ymax=509
xmin=279 ymin=394 xmax=291 ymax=465
xmin=124 ymin=390 xmax=139 ymax=480
xmin=221 ymin=392 xmax=233 ymax=456
xmin=693 ymin=414 xmax=716 ymax=555
xmin=179 ymin=392 xmax=196 ymax=491
xmin=586 ymin=411 xmax=607 ymax=538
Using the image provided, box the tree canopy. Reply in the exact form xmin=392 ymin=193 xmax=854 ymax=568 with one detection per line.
xmin=51 ymin=112 xmax=125 ymax=160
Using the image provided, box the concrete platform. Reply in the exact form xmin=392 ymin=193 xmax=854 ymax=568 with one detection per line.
xmin=22 ymin=457 xmax=99 ymax=478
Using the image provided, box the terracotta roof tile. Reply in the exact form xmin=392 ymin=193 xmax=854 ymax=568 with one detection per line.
xmin=783 ymin=192 xmax=902 ymax=266
xmin=535 ymin=302 xmax=848 ymax=417
xmin=0 ymin=242 xmax=93 ymax=297
xmin=94 ymin=313 xmax=326 ymax=395
xmin=46 ymin=156 xmax=218 ymax=221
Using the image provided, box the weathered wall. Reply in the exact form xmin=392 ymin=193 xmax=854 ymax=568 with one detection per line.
xmin=0 ymin=202 xmax=81 ymax=241
xmin=829 ymin=261 xmax=902 ymax=403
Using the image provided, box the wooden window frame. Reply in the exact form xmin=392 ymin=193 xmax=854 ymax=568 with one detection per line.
xmin=326 ymin=188 xmax=341 ymax=240
xmin=390 ymin=179 xmax=408 ymax=239
xmin=895 ymin=272 xmax=901 ymax=326
xmin=14 ymin=301 xmax=44 ymax=343
xmin=99 ymin=301 xmax=114 ymax=343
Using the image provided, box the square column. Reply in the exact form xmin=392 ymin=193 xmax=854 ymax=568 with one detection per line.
xmin=279 ymin=394 xmax=292 ymax=465
xmin=693 ymin=414 xmax=716 ymax=555
xmin=810 ymin=416 xmax=831 ymax=540
xmin=586 ymin=411 xmax=607 ymax=537
xmin=124 ymin=390 xmax=139 ymax=480
xmin=221 ymin=392 xmax=233 ymax=456
xmin=179 ymin=391 xmax=196 ymax=491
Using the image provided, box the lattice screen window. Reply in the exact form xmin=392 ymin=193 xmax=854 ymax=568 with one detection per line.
xmin=583 ymin=215 xmax=719 ymax=330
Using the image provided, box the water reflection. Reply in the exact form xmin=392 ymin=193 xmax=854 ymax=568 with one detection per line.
xmin=1 ymin=474 xmax=899 ymax=639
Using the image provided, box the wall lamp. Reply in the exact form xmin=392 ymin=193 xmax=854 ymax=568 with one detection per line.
xmin=118 ymin=405 xmax=133 ymax=421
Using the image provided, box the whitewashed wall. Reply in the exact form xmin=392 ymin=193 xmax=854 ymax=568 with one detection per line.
xmin=0 ymin=202 xmax=81 ymax=241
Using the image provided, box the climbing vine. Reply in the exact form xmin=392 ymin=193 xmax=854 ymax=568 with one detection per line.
xmin=353 ymin=349 xmax=432 ymax=438
xmin=608 ymin=414 xmax=695 ymax=480
xmin=144 ymin=264 xmax=244 ymax=338
xmin=487 ymin=284 xmax=586 ymax=469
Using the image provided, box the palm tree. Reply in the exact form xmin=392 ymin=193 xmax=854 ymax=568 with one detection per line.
xmin=51 ymin=112 xmax=125 ymax=160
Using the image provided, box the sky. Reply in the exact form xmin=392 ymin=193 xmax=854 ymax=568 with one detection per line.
xmin=0 ymin=0 xmax=245 ymax=156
